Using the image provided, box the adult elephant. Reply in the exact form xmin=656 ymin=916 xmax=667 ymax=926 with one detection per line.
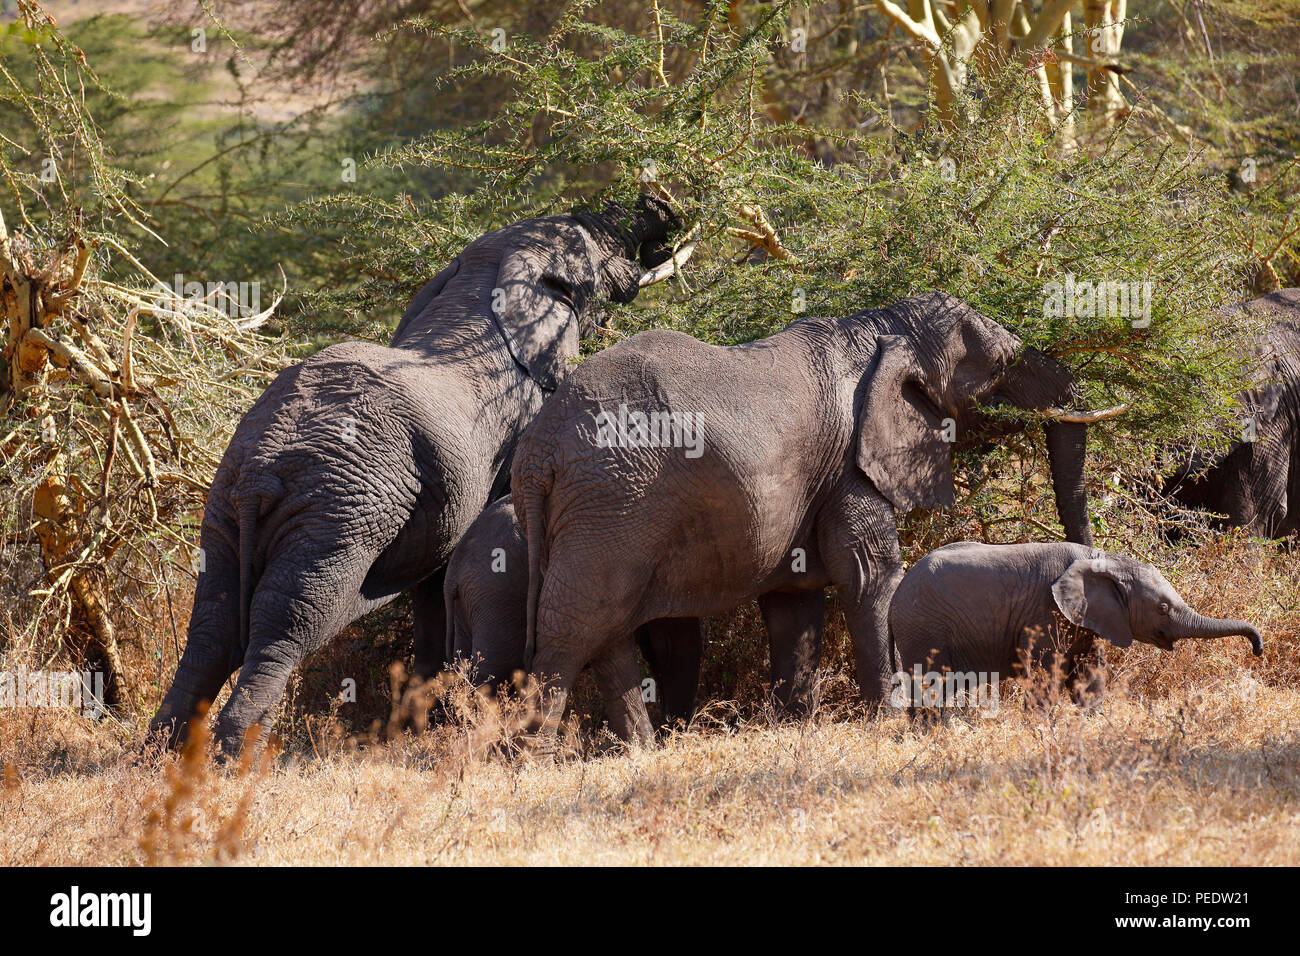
xmin=149 ymin=197 xmax=680 ymax=755
xmin=513 ymin=292 xmax=1119 ymax=743
xmin=1164 ymin=289 xmax=1300 ymax=538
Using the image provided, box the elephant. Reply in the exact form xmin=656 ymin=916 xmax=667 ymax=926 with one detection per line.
xmin=1164 ymin=289 xmax=1300 ymax=538
xmin=148 ymin=196 xmax=681 ymax=755
xmin=444 ymin=495 xmax=703 ymax=730
xmin=511 ymin=291 xmax=1117 ymax=745
xmin=888 ymin=541 xmax=1264 ymax=709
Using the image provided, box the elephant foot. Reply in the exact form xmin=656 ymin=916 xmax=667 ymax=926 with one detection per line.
xmin=770 ymin=682 xmax=818 ymax=721
xmin=212 ymin=719 xmax=274 ymax=766
xmin=1069 ymin=682 xmax=1106 ymax=712
xmin=907 ymin=705 xmax=944 ymax=730
xmin=515 ymin=731 xmax=560 ymax=765
xmin=144 ymin=715 xmax=188 ymax=754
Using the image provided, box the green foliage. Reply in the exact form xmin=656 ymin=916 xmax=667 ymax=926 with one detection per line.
xmin=287 ymin=5 xmax=1257 ymax=468
xmin=0 ymin=8 xmax=145 ymax=241
xmin=0 ymin=0 xmax=1289 ymax=700
xmin=0 ymin=4 xmax=290 ymax=706
xmin=1124 ymin=0 xmax=1300 ymax=289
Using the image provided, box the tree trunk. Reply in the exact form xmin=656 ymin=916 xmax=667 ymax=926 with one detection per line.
xmin=1082 ymin=0 xmax=1127 ymax=126
xmin=2 ymin=213 xmax=126 ymax=710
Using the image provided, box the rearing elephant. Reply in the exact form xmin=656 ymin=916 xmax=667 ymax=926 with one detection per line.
xmin=1164 ymin=289 xmax=1300 ymax=538
xmin=512 ymin=292 xmax=1112 ymax=743
xmin=149 ymin=197 xmax=680 ymax=755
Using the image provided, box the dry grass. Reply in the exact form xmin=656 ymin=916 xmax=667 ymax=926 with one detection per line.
xmin=0 ymin=533 xmax=1296 ymax=866
xmin=0 ymin=684 xmax=1296 ymax=865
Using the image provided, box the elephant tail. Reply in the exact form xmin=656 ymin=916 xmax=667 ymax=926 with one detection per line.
xmin=234 ymin=473 xmax=282 ymax=657
xmin=886 ymin=607 xmax=900 ymax=677
xmin=237 ymin=497 xmax=259 ymax=658
xmin=521 ymin=492 xmax=545 ymax=673
xmin=444 ymin=579 xmax=458 ymax=668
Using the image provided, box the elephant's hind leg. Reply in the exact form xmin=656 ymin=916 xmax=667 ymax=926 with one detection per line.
xmin=150 ymin=520 xmax=242 ymax=750
xmin=412 ymin=568 xmax=448 ymax=682
xmin=525 ymin=566 xmax=649 ymax=751
xmin=214 ymin=550 xmax=374 ymax=756
xmin=636 ymin=617 xmax=704 ymax=727
xmin=759 ymin=590 xmax=826 ymax=717
xmin=590 ymin=639 xmax=655 ymax=745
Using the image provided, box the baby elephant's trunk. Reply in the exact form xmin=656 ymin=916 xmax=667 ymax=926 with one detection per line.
xmin=1176 ymin=608 xmax=1264 ymax=657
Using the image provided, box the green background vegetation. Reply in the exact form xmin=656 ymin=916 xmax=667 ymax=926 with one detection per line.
xmin=1 ymin=0 xmax=1297 ymax=727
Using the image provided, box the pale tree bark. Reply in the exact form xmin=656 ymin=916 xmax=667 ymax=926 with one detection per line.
xmin=1082 ymin=0 xmax=1127 ymax=123
xmin=1 ymin=211 xmax=126 ymax=709
xmin=870 ymin=0 xmax=1127 ymax=132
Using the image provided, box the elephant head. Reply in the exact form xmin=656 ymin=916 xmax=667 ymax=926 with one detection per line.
xmin=492 ymin=195 xmax=681 ymax=391
xmin=573 ymin=193 xmax=682 ymax=300
xmin=395 ymin=194 xmax=682 ymax=392
xmin=854 ymin=291 xmax=1120 ymax=545
xmin=1051 ymin=552 xmax=1264 ymax=655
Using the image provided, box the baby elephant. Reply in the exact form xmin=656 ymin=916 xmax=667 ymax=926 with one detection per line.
xmin=444 ymin=497 xmax=703 ymax=730
xmin=888 ymin=542 xmax=1263 ymax=707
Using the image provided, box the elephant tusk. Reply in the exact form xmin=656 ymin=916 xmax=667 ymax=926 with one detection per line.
xmin=1042 ymin=403 xmax=1130 ymax=424
xmin=638 ymin=241 xmax=697 ymax=287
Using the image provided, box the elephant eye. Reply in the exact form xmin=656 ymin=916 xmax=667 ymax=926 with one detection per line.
xmin=1158 ymin=601 xmax=1171 ymax=616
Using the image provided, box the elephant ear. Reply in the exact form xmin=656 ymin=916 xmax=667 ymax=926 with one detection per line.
xmin=855 ymin=334 xmax=956 ymax=512
xmin=1051 ymin=556 xmax=1133 ymax=647
xmin=491 ymin=252 xmax=588 ymax=392
xmin=1245 ymin=382 xmax=1284 ymax=426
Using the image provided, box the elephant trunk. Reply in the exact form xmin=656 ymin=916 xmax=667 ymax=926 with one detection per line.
xmin=578 ymin=195 xmax=681 ymax=268
xmin=1045 ymin=420 xmax=1093 ymax=547
xmin=1001 ymin=347 xmax=1094 ymax=547
xmin=1171 ymin=608 xmax=1264 ymax=657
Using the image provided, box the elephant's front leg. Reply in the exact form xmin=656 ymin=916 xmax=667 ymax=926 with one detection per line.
xmin=1236 ymin=441 xmax=1290 ymax=537
xmin=817 ymin=482 xmax=903 ymax=709
xmin=1065 ymin=636 xmax=1106 ymax=706
xmin=758 ymin=590 xmax=825 ymax=716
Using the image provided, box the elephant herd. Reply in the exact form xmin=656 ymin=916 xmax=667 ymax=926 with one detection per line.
xmin=148 ymin=198 xmax=1288 ymax=756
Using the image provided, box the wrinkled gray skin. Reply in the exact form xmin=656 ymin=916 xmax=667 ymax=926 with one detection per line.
xmin=512 ymin=292 xmax=1096 ymax=744
xmin=1165 ymin=289 xmax=1300 ymax=538
xmin=445 ymin=496 xmax=702 ymax=730
xmin=889 ymin=541 xmax=1264 ymax=705
xmin=149 ymin=197 xmax=680 ymax=755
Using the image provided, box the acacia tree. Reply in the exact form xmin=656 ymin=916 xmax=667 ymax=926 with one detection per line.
xmin=866 ymin=0 xmax=1140 ymax=135
xmin=197 ymin=0 xmax=1297 ymax=297
xmin=0 ymin=2 xmax=288 ymax=711
xmin=288 ymin=3 xmax=1255 ymax=481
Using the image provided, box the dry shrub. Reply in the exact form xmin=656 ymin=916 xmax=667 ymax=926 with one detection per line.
xmin=138 ymin=705 xmax=278 ymax=865
xmin=3 ymin=415 xmax=1293 ymax=865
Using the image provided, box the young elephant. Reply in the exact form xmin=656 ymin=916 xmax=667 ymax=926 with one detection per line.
xmin=444 ymin=497 xmax=703 ymax=731
xmin=888 ymin=542 xmax=1264 ymax=705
